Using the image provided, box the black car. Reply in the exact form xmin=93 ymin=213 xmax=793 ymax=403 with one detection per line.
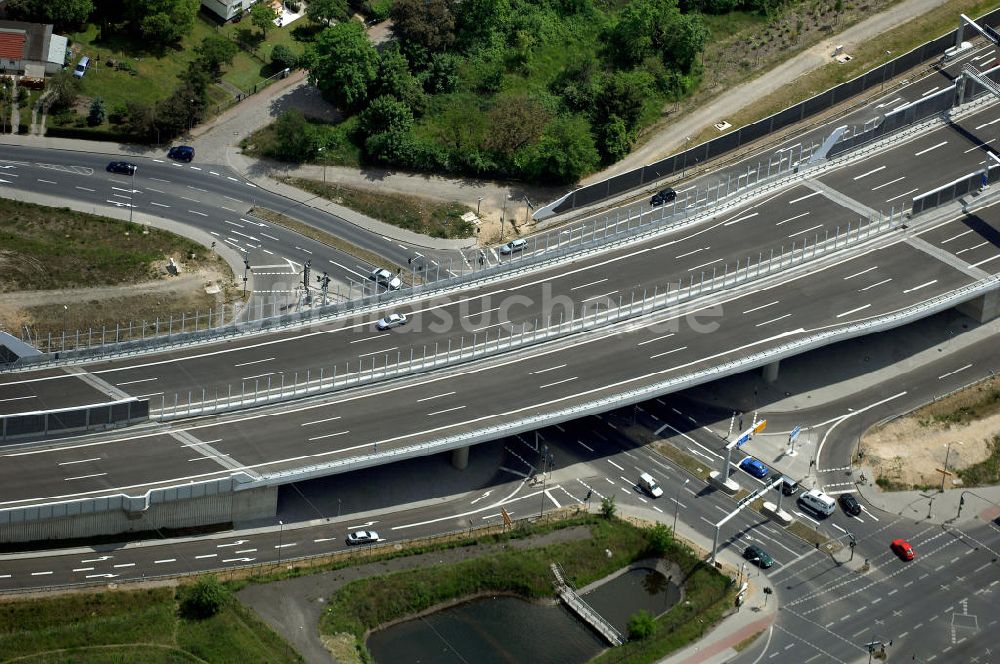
xmin=839 ymin=493 xmax=862 ymax=516
xmin=106 ymin=161 xmax=137 ymax=175
xmin=650 ymin=188 xmax=677 ymax=206
xmin=168 ymin=145 xmax=195 ymax=162
xmin=743 ymin=544 xmax=774 ymax=568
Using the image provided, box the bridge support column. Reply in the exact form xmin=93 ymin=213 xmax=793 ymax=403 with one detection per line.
xmin=451 ymin=445 xmax=470 ymax=470
xmin=957 ymin=291 xmax=1000 ymax=323
xmin=762 ymin=360 xmax=780 ymax=384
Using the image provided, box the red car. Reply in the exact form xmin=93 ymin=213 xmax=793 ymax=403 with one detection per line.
xmin=891 ymin=538 xmax=915 ymax=561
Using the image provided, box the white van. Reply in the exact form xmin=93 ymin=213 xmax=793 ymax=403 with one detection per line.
xmin=73 ymin=56 xmax=90 ymax=79
xmin=797 ymin=489 xmax=836 ymax=518
xmin=638 ymin=472 xmax=663 ymax=498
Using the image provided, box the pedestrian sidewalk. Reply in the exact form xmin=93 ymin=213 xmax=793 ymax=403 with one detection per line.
xmin=854 ymin=471 xmax=1000 ymax=527
xmin=615 ymin=503 xmax=779 ymax=664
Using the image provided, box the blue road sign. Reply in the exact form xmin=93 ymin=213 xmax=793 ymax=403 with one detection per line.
xmin=790 ymin=425 xmax=802 ymax=442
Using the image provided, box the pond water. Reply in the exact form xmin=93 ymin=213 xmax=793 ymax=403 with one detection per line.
xmin=367 ymin=566 xmax=681 ymax=663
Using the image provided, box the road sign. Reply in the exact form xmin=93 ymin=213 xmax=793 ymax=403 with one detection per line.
xmin=735 ymin=432 xmax=751 ymax=448
xmin=789 ymin=425 xmax=802 ymax=442
xmin=501 ymin=507 xmax=513 ymax=528
xmin=753 ymin=419 xmax=767 ymax=434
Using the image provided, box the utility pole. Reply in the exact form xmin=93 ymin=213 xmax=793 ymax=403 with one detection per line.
xmin=302 ymin=259 xmax=311 ymax=304
xmin=242 ymin=252 xmax=251 ymax=298
xmin=316 ymin=271 xmax=331 ymax=305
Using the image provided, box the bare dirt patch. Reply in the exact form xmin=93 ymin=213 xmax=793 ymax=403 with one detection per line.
xmin=863 ymin=375 xmax=1000 ymax=490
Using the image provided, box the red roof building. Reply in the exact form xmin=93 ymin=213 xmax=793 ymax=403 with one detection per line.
xmin=0 ymin=30 xmax=22 ymax=60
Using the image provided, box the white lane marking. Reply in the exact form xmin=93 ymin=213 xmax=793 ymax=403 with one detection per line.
xmin=885 ymin=188 xmax=920 ymax=203
xmin=902 ymin=280 xmax=937 ymax=294
xmin=580 ymin=290 xmax=618 ymax=303
xmin=914 ymin=141 xmax=947 ymax=156
xmin=938 ymin=363 xmax=973 ymax=380
xmin=154 ymin=559 xmax=176 ymax=564
xmin=72 ymin=567 xmax=94 ymax=572
xmin=675 ymin=247 xmax=709 ymax=259
xmin=723 ymin=212 xmax=759 ymax=226
xmin=188 ymin=210 xmax=208 ymax=217
xmin=539 ymin=377 xmax=578 ymax=389
xmin=64 ymin=473 xmax=107 ymax=481
xmin=427 ymin=405 xmax=467 ymax=416
xmin=465 ymin=306 xmax=501 ymax=319
xmin=975 ymin=117 xmax=1000 ymax=130
xmin=195 ymin=554 xmax=217 ymax=559
xmin=787 ymin=191 xmax=821 ymax=204
xmin=843 ymin=265 xmax=878 ymax=279
xmin=37 ymin=179 xmax=57 ymax=184
xmin=921 ymin=86 xmax=940 ymax=97
xmin=531 ymin=365 xmax=567 ymax=374
xmin=608 ymin=460 xmax=624 ymax=471
xmin=350 ymin=333 xmax=391 ymax=344
xmin=955 ymin=241 xmax=989 ymax=255
xmin=836 ymin=304 xmax=871 ymax=318
xmin=650 ymin=347 xmax=687 ymax=359
xmin=860 ymin=278 xmax=892 ymax=291
xmin=577 ymin=440 xmax=594 ymax=452
xmin=971 ymin=254 xmax=1000 ymax=268
xmin=570 ymin=279 xmax=608 ymax=291
xmin=31 ymin=571 xmax=53 ymax=576
xmin=416 ymin=391 xmax=456 ymax=402
xmin=775 ymin=212 xmax=810 ymax=226
xmin=356 ymin=347 xmax=398 ymax=358
xmin=113 ymin=563 xmax=135 ymax=568
xmin=941 ymin=229 xmax=974 ymax=243
xmin=307 ymin=431 xmax=350 ymax=442
xmin=58 ymin=458 xmax=101 ymax=466
xmin=115 ymin=377 xmax=158 ymax=386
xmin=788 ymin=224 xmax=824 ymax=238
xmin=755 ymin=313 xmax=792 ymax=327
xmin=853 ymin=165 xmax=887 ymax=180
xmin=743 ymin=301 xmax=779 ymax=314
xmin=0 ymin=395 xmax=35 ymax=403
xmin=637 ymin=333 xmax=675 ymax=346
xmin=965 ymin=138 xmax=996 ymax=153
xmin=688 ymin=258 xmax=723 ymax=272
xmin=75 ymin=186 xmax=95 ymax=192
xmin=871 ymin=176 xmax=906 ymax=190
xmin=301 ymin=416 xmax=342 ymax=427
xmin=233 ymin=357 xmax=274 ymax=367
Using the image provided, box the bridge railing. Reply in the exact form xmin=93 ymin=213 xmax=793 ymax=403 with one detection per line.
xmin=157 ymin=205 xmax=906 ymax=421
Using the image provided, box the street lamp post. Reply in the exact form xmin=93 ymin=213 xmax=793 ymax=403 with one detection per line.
xmin=673 ymin=478 xmax=690 ymax=533
xmin=277 ymin=520 xmax=284 ymax=567
xmin=941 ymin=441 xmax=963 ymax=492
xmin=242 ymin=253 xmax=251 ymax=298
xmin=129 ymin=168 xmax=135 ymax=224
xmin=477 ymin=196 xmax=483 ymax=216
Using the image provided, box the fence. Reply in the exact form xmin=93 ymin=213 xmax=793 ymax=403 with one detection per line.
xmin=537 ymin=7 xmax=1000 ymax=219
xmin=912 ymin=163 xmax=1000 ymax=214
xmin=0 ymin=398 xmax=148 ymax=442
xmin=157 ymin=206 xmax=906 ymax=421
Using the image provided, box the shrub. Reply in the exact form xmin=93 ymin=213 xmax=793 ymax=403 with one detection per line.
xmin=628 ymin=609 xmax=657 ymax=640
xmin=181 ymin=576 xmax=229 ymax=619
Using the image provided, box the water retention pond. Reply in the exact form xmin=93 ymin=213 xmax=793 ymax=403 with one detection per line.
xmin=367 ymin=563 xmax=682 ymax=663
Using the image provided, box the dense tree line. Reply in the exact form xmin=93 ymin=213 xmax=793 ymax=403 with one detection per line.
xmin=8 ymin=0 xmax=201 ymax=45
xmin=299 ymin=0 xmax=723 ymax=184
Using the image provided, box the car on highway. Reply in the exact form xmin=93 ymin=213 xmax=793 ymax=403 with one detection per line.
xmin=637 ymin=472 xmax=663 ymax=498
xmin=376 ymin=313 xmax=408 ymax=330
xmin=106 ymin=161 xmax=137 ymax=176
xmin=346 ymin=530 xmax=379 ymax=545
xmin=167 ymin=145 xmax=195 ymax=162
xmin=650 ymin=188 xmax=677 ymax=206
xmin=499 ymin=238 xmax=528 ymax=255
xmin=743 ymin=544 xmax=774 ymax=568
xmin=779 ymin=476 xmax=799 ymax=496
xmin=739 ymin=457 xmax=769 ymax=479
xmin=369 ymin=268 xmax=402 ymax=291
xmin=839 ymin=493 xmax=862 ymax=516
xmin=890 ymin=538 xmax=915 ymax=561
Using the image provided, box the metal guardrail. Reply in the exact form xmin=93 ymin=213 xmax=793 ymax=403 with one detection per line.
xmin=1 ymin=398 xmax=148 ymax=443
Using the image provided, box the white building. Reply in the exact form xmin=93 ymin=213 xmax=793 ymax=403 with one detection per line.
xmin=201 ymin=0 xmax=264 ymax=22
xmin=0 ymin=20 xmax=67 ymax=77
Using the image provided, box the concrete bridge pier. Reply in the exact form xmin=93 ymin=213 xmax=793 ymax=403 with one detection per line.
xmin=451 ymin=445 xmax=470 ymax=469
xmin=957 ymin=291 xmax=1000 ymax=323
xmin=762 ymin=360 xmax=780 ymax=384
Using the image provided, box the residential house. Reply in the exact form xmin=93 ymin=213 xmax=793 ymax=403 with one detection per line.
xmin=0 ymin=20 xmax=67 ymax=77
xmin=201 ymin=0 xmax=264 ymax=22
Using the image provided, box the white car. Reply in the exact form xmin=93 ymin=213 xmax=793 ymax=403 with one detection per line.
xmin=376 ymin=313 xmax=408 ymax=330
xmin=499 ymin=238 xmax=528 ymax=255
xmin=369 ymin=267 xmax=402 ymax=290
xmin=346 ymin=530 xmax=379 ymax=545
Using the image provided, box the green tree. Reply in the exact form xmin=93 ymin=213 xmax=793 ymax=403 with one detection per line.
xmin=46 ymin=71 xmax=80 ymax=113
xmin=271 ymin=109 xmax=320 ymax=161
xmin=421 ymin=52 xmax=459 ymax=94
xmin=390 ymin=0 xmax=457 ymax=53
xmin=485 ymin=93 xmax=549 ymax=156
xmin=127 ymin=0 xmax=200 ymax=45
xmin=598 ymin=114 xmax=633 ymax=162
xmin=181 ymin=576 xmax=229 ymax=619
xmin=596 ymin=70 xmax=653 ymax=130
xmin=87 ymin=97 xmax=106 ymax=126
xmin=456 ymin=0 xmax=511 ymax=44
xmin=360 ymin=95 xmax=413 ymax=137
xmin=599 ymin=493 xmax=617 ymax=519
xmin=306 ymin=0 xmax=348 ymax=25
xmin=365 ymin=128 xmax=417 ymax=165
xmin=529 ymin=115 xmax=599 ymax=184
xmin=309 ymin=22 xmax=379 ymax=111
xmin=251 ymin=2 xmax=278 ymax=38
xmin=662 ymin=13 xmax=708 ymax=72
xmin=606 ymin=0 xmax=663 ymax=67
xmin=627 ymin=610 xmax=656 ymax=640
xmin=121 ymin=100 xmax=158 ymax=140
xmin=7 ymin=0 xmax=93 ymax=26
xmin=373 ymin=46 xmax=424 ymax=111
xmin=194 ymin=36 xmax=238 ymax=78
xmin=645 ymin=523 xmax=673 ymax=556
xmin=270 ymin=44 xmax=297 ymax=70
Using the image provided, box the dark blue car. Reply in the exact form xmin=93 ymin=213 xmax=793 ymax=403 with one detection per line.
xmin=739 ymin=457 xmax=769 ymax=479
xmin=168 ymin=145 xmax=195 ymax=162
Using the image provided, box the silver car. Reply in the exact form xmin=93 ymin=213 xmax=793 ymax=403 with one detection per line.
xmin=376 ymin=313 xmax=407 ymax=330
xmin=499 ymin=238 xmax=528 ymax=255
xmin=370 ymin=268 xmax=402 ymax=290
xmin=346 ymin=530 xmax=379 ymax=545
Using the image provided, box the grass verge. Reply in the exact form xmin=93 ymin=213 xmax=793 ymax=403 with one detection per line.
xmin=280 ymin=177 xmax=476 ymax=240
xmin=0 ymin=585 xmax=301 ymax=663
xmin=248 ymin=206 xmax=403 ymax=277
xmin=318 ymin=515 xmax=734 ymax=664
xmin=0 ymin=198 xmax=214 ymax=292
xmin=958 ymin=435 xmax=1000 ymax=485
